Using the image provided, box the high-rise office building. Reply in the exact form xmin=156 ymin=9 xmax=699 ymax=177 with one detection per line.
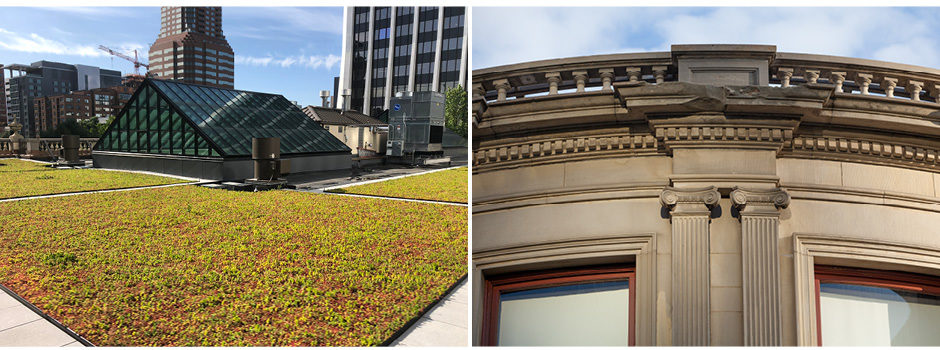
xmin=3 ymin=61 xmax=122 ymax=137
xmin=0 ymin=66 xmax=6 ymax=128
xmin=148 ymin=7 xmax=235 ymax=89
xmin=337 ymin=6 xmax=467 ymax=116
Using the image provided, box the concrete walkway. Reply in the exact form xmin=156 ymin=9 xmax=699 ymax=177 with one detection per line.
xmin=391 ymin=279 xmax=468 ymax=347
xmin=0 ymin=286 xmax=85 ymax=347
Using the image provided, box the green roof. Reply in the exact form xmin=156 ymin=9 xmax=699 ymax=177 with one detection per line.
xmin=94 ymin=79 xmax=350 ymax=157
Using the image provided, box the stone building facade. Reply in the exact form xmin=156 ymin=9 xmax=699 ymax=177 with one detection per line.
xmin=472 ymin=45 xmax=940 ymax=346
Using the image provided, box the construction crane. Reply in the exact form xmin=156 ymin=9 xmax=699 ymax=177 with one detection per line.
xmin=98 ymin=45 xmax=150 ymax=76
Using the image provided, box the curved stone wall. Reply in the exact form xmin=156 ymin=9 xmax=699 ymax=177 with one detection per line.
xmin=471 ymin=44 xmax=940 ymax=346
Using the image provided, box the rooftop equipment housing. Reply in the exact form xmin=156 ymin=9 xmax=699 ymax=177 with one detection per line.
xmin=387 ymin=91 xmax=447 ymax=163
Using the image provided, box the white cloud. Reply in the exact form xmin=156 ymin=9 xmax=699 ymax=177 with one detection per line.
xmin=35 ymin=7 xmax=140 ymax=18
xmin=235 ymin=54 xmax=341 ymax=70
xmin=473 ymin=7 xmax=940 ymax=69
xmin=0 ymin=28 xmax=105 ymax=57
xmin=0 ymin=27 xmax=148 ymax=61
xmin=225 ymin=7 xmax=343 ymax=35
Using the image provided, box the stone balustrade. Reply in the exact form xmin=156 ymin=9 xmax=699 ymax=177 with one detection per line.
xmin=0 ymin=137 xmax=97 ymax=159
xmin=771 ymin=52 xmax=940 ymax=101
xmin=473 ymin=45 xmax=940 ymax=114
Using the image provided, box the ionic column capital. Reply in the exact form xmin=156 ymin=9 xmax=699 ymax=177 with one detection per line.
xmin=661 ymin=186 xmax=720 ymax=215
xmin=730 ymin=187 xmax=790 ymax=214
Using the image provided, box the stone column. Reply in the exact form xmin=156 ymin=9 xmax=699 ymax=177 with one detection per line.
xmin=653 ymin=66 xmax=668 ymax=84
xmin=493 ymin=79 xmax=510 ymax=102
xmin=857 ymin=73 xmax=873 ymax=95
xmin=777 ymin=68 xmax=793 ymax=87
xmin=626 ymin=67 xmax=642 ymax=83
xmin=661 ymin=186 xmax=720 ymax=346
xmin=730 ymin=187 xmax=790 ymax=346
xmin=803 ymin=70 xmax=819 ymax=84
xmin=599 ymin=69 xmax=614 ymax=90
xmin=572 ymin=71 xmax=588 ymax=93
xmin=882 ymin=77 xmax=898 ymax=98
xmin=908 ymin=81 xmax=924 ymax=101
xmin=830 ymin=72 xmax=846 ymax=92
xmin=545 ymin=72 xmax=561 ymax=95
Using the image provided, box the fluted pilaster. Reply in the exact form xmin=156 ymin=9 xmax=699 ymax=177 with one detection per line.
xmin=661 ymin=186 xmax=719 ymax=346
xmin=730 ymin=187 xmax=790 ymax=346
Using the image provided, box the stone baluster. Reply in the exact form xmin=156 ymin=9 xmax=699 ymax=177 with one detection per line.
xmin=661 ymin=186 xmax=720 ymax=346
xmin=933 ymin=84 xmax=940 ymax=103
xmin=777 ymin=68 xmax=793 ymax=87
xmin=804 ymin=70 xmax=820 ymax=84
xmin=572 ymin=71 xmax=588 ymax=93
xmin=908 ymin=81 xmax=924 ymax=101
xmin=545 ymin=72 xmax=561 ymax=95
xmin=493 ymin=79 xmax=510 ymax=102
xmin=830 ymin=72 xmax=846 ymax=92
xmin=599 ymin=69 xmax=615 ymax=90
xmin=626 ymin=67 xmax=642 ymax=83
xmin=653 ymin=66 xmax=668 ymax=84
xmin=856 ymin=73 xmax=873 ymax=95
xmin=731 ymin=187 xmax=791 ymax=346
xmin=882 ymin=77 xmax=898 ymax=97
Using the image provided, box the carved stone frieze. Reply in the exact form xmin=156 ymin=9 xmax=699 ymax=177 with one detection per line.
xmin=473 ymin=133 xmax=663 ymax=170
xmin=787 ymin=135 xmax=940 ymax=172
xmin=654 ymin=125 xmax=795 ymax=152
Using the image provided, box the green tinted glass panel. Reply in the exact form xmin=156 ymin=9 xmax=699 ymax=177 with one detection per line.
xmin=151 ymin=79 xmax=349 ymax=156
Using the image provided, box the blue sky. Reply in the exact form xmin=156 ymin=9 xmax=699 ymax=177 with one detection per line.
xmin=0 ymin=7 xmax=343 ymax=106
xmin=473 ymin=7 xmax=940 ymax=70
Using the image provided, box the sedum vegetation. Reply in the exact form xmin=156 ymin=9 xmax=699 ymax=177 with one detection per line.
xmin=0 ymin=159 xmax=187 ymax=199
xmin=330 ymin=167 xmax=468 ymax=203
xmin=0 ymin=186 xmax=467 ymax=346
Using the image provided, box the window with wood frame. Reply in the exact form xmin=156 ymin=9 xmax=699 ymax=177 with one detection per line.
xmin=482 ymin=265 xmax=635 ymax=346
xmin=815 ymin=265 xmax=940 ymax=346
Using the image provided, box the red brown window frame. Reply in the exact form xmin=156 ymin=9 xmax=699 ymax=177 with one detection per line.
xmin=481 ymin=265 xmax=636 ymax=346
xmin=814 ymin=265 xmax=940 ymax=346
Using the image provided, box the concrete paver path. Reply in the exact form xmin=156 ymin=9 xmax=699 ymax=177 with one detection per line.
xmin=391 ymin=279 xmax=469 ymax=346
xmin=0 ymin=286 xmax=85 ymax=347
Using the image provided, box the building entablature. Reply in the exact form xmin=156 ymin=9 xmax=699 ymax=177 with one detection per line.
xmin=473 ymin=46 xmax=940 ymax=175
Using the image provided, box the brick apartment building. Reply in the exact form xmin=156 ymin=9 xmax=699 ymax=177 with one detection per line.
xmin=148 ymin=7 xmax=235 ymax=89
xmin=32 ymin=86 xmax=133 ymax=134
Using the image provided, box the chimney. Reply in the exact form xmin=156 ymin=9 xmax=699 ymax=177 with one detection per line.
xmin=319 ymin=90 xmax=330 ymax=108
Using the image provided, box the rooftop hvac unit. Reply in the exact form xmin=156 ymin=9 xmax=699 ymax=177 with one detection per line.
xmin=386 ymin=91 xmax=446 ymax=161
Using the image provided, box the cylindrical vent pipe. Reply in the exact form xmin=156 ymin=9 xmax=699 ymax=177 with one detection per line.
xmin=319 ymin=90 xmax=330 ymax=108
xmin=61 ymin=134 xmax=79 ymax=163
xmin=252 ymin=137 xmax=281 ymax=181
